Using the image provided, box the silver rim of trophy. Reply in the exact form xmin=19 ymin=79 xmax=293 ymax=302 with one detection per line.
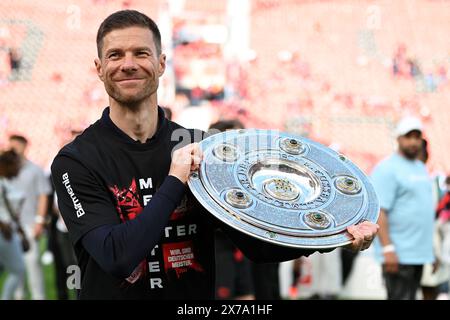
xmin=188 ymin=129 xmax=380 ymax=249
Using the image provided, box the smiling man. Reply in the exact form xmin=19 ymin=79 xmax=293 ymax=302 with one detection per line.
xmin=51 ymin=10 xmax=378 ymax=300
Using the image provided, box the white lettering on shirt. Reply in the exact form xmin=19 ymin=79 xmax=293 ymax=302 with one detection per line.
xmin=139 ymin=178 xmax=153 ymax=190
xmin=150 ymin=278 xmax=163 ymax=289
xmin=188 ymin=224 xmax=197 ymax=235
xmin=62 ymin=172 xmax=85 ymax=218
xmin=150 ymin=245 xmax=159 ymax=256
xmin=143 ymin=194 xmax=152 ymax=206
xmin=177 ymin=225 xmax=186 ymax=236
xmin=148 ymin=261 xmax=160 ymax=272
xmin=164 ymin=224 xmax=198 ymax=238
xmin=164 ymin=226 xmax=173 ymax=237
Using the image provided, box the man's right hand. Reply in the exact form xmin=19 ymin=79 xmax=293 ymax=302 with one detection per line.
xmin=169 ymin=143 xmax=202 ymax=184
xmin=383 ymin=251 xmax=399 ymax=273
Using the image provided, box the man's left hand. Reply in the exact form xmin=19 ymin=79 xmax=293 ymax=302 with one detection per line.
xmin=345 ymin=221 xmax=379 ymax=252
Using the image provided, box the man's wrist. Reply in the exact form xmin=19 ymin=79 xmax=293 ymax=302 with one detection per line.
xmin=382 ymin=244 xmax=396 ymax=253
xmin=35 ymin=215 xmax=46 ymax=225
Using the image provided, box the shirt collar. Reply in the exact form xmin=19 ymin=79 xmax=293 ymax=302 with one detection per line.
xmin=100 ymin=106 xmax=166 ymax=145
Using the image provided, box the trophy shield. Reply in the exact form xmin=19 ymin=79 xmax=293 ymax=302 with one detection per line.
xmin=187 ymin=129 xmax=379 ymax=249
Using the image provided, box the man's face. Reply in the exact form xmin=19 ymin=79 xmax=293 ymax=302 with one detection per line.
xmin=8 ymin=139 xmax=26 ymax=157
xmin=397 ymin=130 xmax=422 ymax=160
xmin=95 ymin=26 xmax=166 ymax=107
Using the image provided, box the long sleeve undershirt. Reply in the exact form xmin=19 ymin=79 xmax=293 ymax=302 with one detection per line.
xmin=80 ymin=175 xmax=186 ymax=278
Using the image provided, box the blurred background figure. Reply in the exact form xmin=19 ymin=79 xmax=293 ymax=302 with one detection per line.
xmin=371 ymin=117 xmax=435 ymax=300
xmin=8 ymin=135 xmax=52 ymax=300
xmin=46 ymin=128 xmax=82 ymax=300
xmin=251 ymin=260 xmax=281 ymax=300
xmin=290 ymin=250 xmax=342 ymax=300
xmin=340 ymin=247 xmax=359 ymax=293
xmin=435 ymin=176 xmax=450 ymax=299
xmin=0 ymin=150 xmax=26 ymax=300
xmin=418 ymin=138 xmax=449 ymax=300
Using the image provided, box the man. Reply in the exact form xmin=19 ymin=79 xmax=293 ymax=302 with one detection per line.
xmin=51 ymin=10 xmax=378 ymax=300
xmin=8 ymin=135 xmax=52 ymax=300
xmin=371 ymin=117 xmax=435 ymax=300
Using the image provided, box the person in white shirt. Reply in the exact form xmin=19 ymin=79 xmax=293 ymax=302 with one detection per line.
xmin=8 ymin=135 xmax=52 ymax=300
xmin=0 ymin=150 xmax=26 ymax=300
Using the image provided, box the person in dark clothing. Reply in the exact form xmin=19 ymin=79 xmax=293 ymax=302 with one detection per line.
xmin=340 ymin=249 xmax=359 ymax=287
xmin=209 ymin=120 xmax=255 ymax=300
xmin=47 ymin=129 xmax=82 ymax=300
xmin=46 ymin=176 xmax=68 ymax=300
xmin=51 ymin=10 xmax=379 ymax=300
xmin=207 ymin=119 xmax=282 ymax=300
xmin=252 ymin=262 xmax=280 ymax=300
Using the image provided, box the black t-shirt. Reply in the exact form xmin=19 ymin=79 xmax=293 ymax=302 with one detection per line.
xmin=51 ymin=107 xmax=215 ymax=299
xmin=51 ymin=106 xmax=320 ymax=300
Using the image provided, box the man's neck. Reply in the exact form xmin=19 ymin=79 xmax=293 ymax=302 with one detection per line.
xmin=109 ymin=98 xmax=159 ymax=143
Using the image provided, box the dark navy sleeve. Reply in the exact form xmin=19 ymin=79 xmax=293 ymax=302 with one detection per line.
xmin=80 ymin=175 xmax=185 ymax=278
xmin=51 ymin=155 xmax=186 ymax=278
xmin=216 ymin=221 xmax=324 ymax=263
xmin=195 ymin=204 xmax=332 ymax=262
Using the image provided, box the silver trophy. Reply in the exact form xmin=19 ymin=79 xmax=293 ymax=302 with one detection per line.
xmin=188 ymin=129 xmax=379 ymax=249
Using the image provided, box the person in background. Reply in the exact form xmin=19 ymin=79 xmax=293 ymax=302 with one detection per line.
xmin=47 ymin=129 xmax=81 ymax=300
xmin=8 ymin=135 xmax=52 ymax=300
xmin=208 ymin=120 xmax=255 ymax=300
xmin=436 ymin=176 xmax=450 ymax=299
xmin=0 ymin=150 xmax=26 ymax=300
xmin=418 ymin=139 xmax=449 ymax=299
xmin=340 ymin=247 xmax=359 ymax=292
xmin=371 ymin=117 xmax=435 ymax=300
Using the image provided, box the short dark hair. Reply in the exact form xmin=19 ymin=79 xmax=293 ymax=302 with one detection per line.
xmin=0 ymin=149 xmax=21 ymax=178
xmin=96 ymin=10 xmax=162 ymax=58
xmin=9 ymin=134 xmax=28 ymax=145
